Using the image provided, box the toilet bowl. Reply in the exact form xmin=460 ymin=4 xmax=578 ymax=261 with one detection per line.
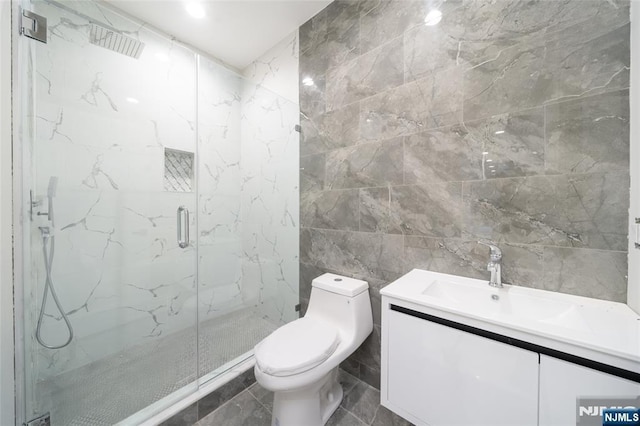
xmin=254 ymin=273 xmax=373 ymax=426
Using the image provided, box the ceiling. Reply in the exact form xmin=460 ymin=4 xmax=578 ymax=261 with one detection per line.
xmin=105 ymin=0 xmax=332 ymax=70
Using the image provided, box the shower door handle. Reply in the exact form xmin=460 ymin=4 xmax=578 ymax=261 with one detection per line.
xmin=177 ymin=206 xmax=189 ymax=249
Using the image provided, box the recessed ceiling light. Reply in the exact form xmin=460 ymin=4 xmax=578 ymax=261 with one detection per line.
xmin=486 ymin=159 xmax=493 ymax=163
xmin=302 ymin=77 xmax=315 ymax=86
xmin=495 ymin=130 xmax=505 ymax=135
xmin=185 ymin=2 xmax=206 ymax=19
xmin=424 ymin=9 xmax=442 ymax=26
xmin=482 ymin=151 xmax=489 ymax=155
xmin=126 ymin=97 xmax=139 ymax=104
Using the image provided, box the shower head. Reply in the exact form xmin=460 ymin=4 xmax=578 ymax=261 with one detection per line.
xmin=47 ymin=176 xmax=58 ymax=199
xmin=89 ymin=23 xmax=145 ymax=59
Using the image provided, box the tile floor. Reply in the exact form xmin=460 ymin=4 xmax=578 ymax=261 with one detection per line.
xmin=195 ymin=370 xmax=413 ymax=426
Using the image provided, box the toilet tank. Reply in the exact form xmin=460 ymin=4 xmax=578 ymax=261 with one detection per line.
xmin=305 ymin=273 xmax=373 ymax=341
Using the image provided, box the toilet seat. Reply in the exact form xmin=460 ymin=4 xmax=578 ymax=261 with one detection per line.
xmin=255 ymin=317 xmax=339 ymax=377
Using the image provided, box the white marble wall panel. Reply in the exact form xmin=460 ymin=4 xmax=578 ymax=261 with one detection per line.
xmin=241 ymin=32 xmax=300 ymax=326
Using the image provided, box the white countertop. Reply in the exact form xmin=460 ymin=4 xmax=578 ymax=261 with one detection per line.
xmin=381 ymin=269 xmax=640 ymax=373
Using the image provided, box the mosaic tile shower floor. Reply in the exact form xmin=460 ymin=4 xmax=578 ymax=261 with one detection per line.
xmin=36 ymin=307 xmax=276 ymax=426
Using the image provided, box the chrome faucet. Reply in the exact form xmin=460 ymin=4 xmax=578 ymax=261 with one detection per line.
xmin=478 ymin=241 xmax=502 ymax=288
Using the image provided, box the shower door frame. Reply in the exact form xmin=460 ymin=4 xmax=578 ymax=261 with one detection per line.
xmin=9 ymin=0 xmax=31 ymax=424
xmin=1 ymin=1 xmax=17 ymax=426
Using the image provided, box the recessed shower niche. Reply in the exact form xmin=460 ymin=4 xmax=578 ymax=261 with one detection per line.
xmin=164 ymin=148 xmax=195 ymax=192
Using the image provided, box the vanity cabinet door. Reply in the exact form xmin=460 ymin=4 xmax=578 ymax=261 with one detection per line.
xmin=539 ymin=355 xmax=640 ymax=426
xmin=386 ymin=309 xmax=539 ymax=426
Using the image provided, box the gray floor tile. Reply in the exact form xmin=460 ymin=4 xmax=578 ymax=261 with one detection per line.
xmin=340 ymin=381 xmax=380 ymax=425
xmin=195 ymin=390 xmax=271 ymax=426
xmin=326 ymin=407 xmax=368 ymax=426
xmin=371 ymin=405 xmax=414 ymax=426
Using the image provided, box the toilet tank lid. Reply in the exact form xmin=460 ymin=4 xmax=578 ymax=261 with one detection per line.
xmin=312 ymin=273 xmax=368 ymax=297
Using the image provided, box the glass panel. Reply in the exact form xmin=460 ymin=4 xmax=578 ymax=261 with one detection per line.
xmin=21 ymin=1 xmax=198 ymax=424
xmin=18 ymin=0 xmax=301 ymax=423
xmin=196 ymin=55 xmax=300 ymax=382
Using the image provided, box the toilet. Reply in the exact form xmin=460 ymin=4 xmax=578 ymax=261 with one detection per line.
xmin=254 ymin=273 xmax=373 ymax=426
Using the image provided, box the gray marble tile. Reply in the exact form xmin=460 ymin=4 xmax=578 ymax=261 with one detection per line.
xmin=545 ymin=22 xmax=630 ymax=104
xmin=361 ymin=68 xmax=464 ymax=142
xmin=541 ymin=247 xmax=627 ymax=302
xmin=464 ymin=109 xmax=545 ymax=179
xmin=391 ymin=184 xmax=463 ymax=238
xmin=360 ymin=187 xmax=402 ymax=234
xmin=247 ymin=383 xmax=273 ymax=413
xmin=403 ymin=236 xmax=486 ymax=279
xmin=326 ymin=407 xmax=368 ymax=426
xmin=196 ymin=390 xmax=270 ymax=426
xmin=339 ymin=369 xmax=361 ymax=397
xmin=360 ymin=0 xmax=427 ymax=55
xmin=448 ymin=0 xmax=628 ymax=67
xmin=300 ymin=7 xmax=328 ymax=55
xmin=463 ymin=172 xmax=629 ymax=250
xmin=159 ymin=403 xmax=198 ymax=426
xmin=326 ymin=38 xmax=404 ymax=110
xmin=352 ymin=324 xmax=381 ymax=371
xmin=371 ymin=405 xmax=414 ymax=426
xmin=326 ymin=138 xmax=403 ymax=189
xmin=301 ymin=153 xmax=326 ymax=192
xmin=341 ymin=357 xmax=361 ymax=380
xmin=300 ymin=262 xmax=326 ymax=302
xmin=300 ymin=103 xmax=360 ymax=156
xmin=198 ymin=369 xmax=256 ymax=419
xmin=340 ymin=381 xmax=380 ymax=425
xmin=358 ymin=363 xmax=381 ymax=390
xmin=403 ymin=1 xmax=467 ymax=81
xmin=301 ymin=189 xmax=360 ymax=231
xmin=366 ymin=277 xmax=388 ymax=326
xmin=464 ymin=14 xmax=630 ymax=121
xmin=326 ymin=0 xmax=361 ymax=68
xmin=404 ymin=236 xmax=545 ymax=289
xmin=404 ymin=126 xmax=483 ymax=184
xmin=300 ymin=228 xmax=404 ymax=282
xmin=299 ymin=72 xmax=326 ymax=118
xmin=463 ymin=41 xmax=550 ymax=122
xmin=545 ymin=90 xmax=629 ymax=175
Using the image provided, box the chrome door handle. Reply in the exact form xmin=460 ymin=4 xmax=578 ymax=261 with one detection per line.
xmin=177 ymin=206 xmax=189 ymax=248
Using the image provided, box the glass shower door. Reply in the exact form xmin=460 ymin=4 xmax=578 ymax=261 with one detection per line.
xmin=19 ymin=1 xmax=199 ymax=424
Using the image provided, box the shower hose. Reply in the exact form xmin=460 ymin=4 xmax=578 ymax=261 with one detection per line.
xmin=35 ymin=227 xmax=74 ymax=349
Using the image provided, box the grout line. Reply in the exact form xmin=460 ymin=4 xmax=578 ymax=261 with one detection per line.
xmin=301 ymin=227 xmax=629 ymax=254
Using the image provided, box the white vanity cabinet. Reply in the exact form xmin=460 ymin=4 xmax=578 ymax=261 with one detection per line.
xmin=380 ymin=269 xmax=640 ymax=426
xmin=539 ymin=356 xmax=640 ymax=426
xmin=385 ymin=308 xmax=539 ymax=426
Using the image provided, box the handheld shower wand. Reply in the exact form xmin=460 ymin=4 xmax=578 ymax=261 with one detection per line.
xmin=36 ymin=176 xmax=74 ymax=349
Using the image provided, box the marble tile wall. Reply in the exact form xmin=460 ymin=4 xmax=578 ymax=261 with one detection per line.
xmin=299 ymin=0 xmax=631 ymax=389
xmin=240 ymin=32 xmax=300 ymax=326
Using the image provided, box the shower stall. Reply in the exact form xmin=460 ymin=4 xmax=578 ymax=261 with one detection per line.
xmin=13 ymin=0 xmax=299 ymax=424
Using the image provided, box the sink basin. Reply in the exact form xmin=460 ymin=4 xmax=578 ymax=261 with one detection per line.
xmin=421 ymin=279 xmax=591 ymax=332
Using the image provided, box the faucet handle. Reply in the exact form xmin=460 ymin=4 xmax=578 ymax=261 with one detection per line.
xmin=478 ymin=241 xmax=502 ymax=261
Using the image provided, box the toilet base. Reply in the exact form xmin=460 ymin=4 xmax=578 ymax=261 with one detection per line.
xmin=271 ymin=367 xmax=342 ymax=426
